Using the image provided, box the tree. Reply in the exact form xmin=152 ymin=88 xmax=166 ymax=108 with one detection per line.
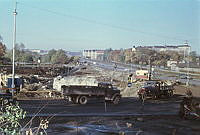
xmin=0 ymin=42 xmax=6 ymax=58
xmin=0 ymin=103 xmax=26 ymax=134
xmin=190 ymin=51 xmax=197 ymax=62
xmin=103 ymin=48 xmax=113 ymax=61
xmin=4 ymin=43 xmax=34 ymax=63
xmin=41 ymin=49 xmax=70 ymax=64
xmin=51 ymin=49 xmax=69 ymax=64
xmin=0 ymin=40 xmax=7 ymax=64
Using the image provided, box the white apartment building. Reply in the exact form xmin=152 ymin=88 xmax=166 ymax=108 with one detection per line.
xmin=83 ymin=50 xmax=104 ymax=60
xmin=135 ymin=43 xmax=191 ymax=54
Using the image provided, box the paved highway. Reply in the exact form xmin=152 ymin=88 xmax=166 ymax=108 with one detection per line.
xmin=82 ymin=59 xmax=200 ymax=86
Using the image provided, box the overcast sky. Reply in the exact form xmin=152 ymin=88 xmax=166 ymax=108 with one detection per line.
xmin=0 ymin=0 xmax=199 ymax=54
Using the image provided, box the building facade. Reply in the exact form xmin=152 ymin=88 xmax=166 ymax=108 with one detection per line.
xmin=83 ymin=50 xmax=104 ymax=60
xmin=135 ymin=43 xmax=191 ymax=54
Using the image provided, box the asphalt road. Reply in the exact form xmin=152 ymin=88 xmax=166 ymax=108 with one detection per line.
xmin=19 ymin=97 xmax=181 ymax=117
xmin=83 ymin=59 xmax=200 ymax=86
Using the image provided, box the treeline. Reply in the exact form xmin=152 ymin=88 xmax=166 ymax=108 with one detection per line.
xmin=102 ymin=48 xmax=199 ymax=67
xmin=41 ymin=49 xmax=79 ymax=64
xmin=0 ymin=36 xmax=79 ymax=65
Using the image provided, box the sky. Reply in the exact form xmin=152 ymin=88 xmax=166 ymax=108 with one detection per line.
xmin=0 ymin=0 xmax=200 ymax=54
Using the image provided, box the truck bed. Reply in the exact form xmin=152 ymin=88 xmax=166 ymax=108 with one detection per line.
xmin=61 ymin=85 xmax=120 ymax=98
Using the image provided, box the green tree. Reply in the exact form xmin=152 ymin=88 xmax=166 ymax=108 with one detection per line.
xmin=0 ymin=39 xmax=7 ymax=64
xmin=4 ymin=43 xmax=34 ymax=63
xmin=42 ymin=49 xmax=70 ymax=64
xmin=51 ymin=49 xmax=69 ymax=64
xmin=0 ymin=42 xmax=6 ymax=58
xmin=0 ymin=103 xmax=26 ymax=135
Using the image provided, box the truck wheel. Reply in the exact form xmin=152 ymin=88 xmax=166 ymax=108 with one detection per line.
xmin=113 ymin=96 xmax=120 ymax=105
xmin=79 ymin=96 xmax=88 ymax=105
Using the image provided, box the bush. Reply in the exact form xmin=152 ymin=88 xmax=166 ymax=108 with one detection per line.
xmin=0 ymin=102 xmax=26 ymax=135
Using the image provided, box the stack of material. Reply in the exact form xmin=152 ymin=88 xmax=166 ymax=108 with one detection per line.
xmin=53 ymin=76 xmax=99 ymax=91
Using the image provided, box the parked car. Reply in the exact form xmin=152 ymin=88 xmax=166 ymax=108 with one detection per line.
xmin=179 ymin=74 xmax=192 ymax=80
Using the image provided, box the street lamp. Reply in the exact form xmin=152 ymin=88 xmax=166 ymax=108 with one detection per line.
xmin=12 ymin=2 xmax=17 ymax=96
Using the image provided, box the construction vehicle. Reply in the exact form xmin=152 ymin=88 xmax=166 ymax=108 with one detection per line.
xmin=137 ymin=80 xmax=174 ymax=100
xmin=61 ymin=82 xmax=121 ymax=105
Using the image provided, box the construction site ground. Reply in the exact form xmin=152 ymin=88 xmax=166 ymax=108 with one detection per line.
xmin=20 ymin=95 xmax=200 ymax=135
xmin=2 ymin=64 xmax=199 ymax=135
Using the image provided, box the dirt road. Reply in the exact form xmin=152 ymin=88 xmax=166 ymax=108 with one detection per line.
xmin=19 ymin=97 xmax=181 ymax=116
xmin=19 ymin=96 xmax=200 ymax=135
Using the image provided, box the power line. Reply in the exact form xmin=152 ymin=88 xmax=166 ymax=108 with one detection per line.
xmin=19 ymin=2 xmax=186 ymax=42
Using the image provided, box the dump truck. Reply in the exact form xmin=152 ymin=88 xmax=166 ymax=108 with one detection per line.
xmin=61 ymin=82 xmax=121 ymax=105
xmin=137 ymin=80 xmax=174 ymax=100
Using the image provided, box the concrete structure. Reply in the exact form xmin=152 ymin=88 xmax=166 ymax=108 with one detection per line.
xmin=83 ymin=50 xmax=104 ymax=60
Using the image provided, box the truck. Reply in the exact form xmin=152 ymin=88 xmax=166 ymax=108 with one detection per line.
xmin=61 ymin=82 xmax=121 ymax=105
xmin=137 ymin=80 xmax=174 ymax=100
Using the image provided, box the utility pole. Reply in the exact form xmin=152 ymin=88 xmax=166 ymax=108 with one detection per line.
xmin=12 ymin=2 xmax=17 ymax=96
xmin=149 ymin=57 xmax=152 ymax=80
xmin=186 ymin=45 xmax=191 ymax=86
